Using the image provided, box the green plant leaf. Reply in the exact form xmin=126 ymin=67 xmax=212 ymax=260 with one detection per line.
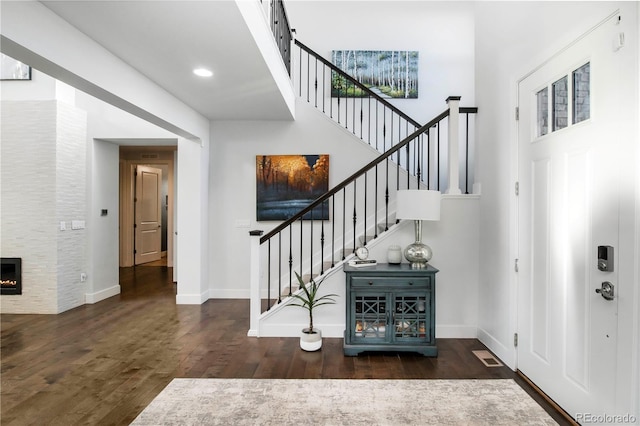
xmin=290 ymin=272 xmax=338 ymax=330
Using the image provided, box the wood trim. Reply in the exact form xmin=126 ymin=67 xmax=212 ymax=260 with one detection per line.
xmin=119 ymin=160 xmax=134 ymax=267
xmin=516 ymin=370 xmax=579 ymax=426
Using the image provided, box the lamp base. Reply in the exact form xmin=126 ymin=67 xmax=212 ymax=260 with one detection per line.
xmin=404 ymin=242 xmax=433 ymax=268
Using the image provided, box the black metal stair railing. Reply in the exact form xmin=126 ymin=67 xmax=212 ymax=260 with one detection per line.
xmin=295 ymin=39 xmax=423 ymax=157
xmin=294 ymin=40 xmax=477 ymax=192
xmin=251 ymin=34 xmax=478 ymax=315
xmin=268 ymin=0 xmax=293 ymax=75
xmin=257 ymin=103 xmax=476 ymax=313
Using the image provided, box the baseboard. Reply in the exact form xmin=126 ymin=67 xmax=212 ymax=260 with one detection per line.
xmin=255 ymin=324 xmax=478 ymax=339
xmin=85 ymin=285 xmax=120 ymax=304
xmin=259 ymin=323 xmax=344 ymax=338
xmin=477 ymin=327 xmax=516 ymax=369
xmin=176 ymin=290 xmax=209 ymax=305
xmin=436 ymin=325 xmax=477 ymax=338
xmin=207 ymin=289 xmax=319 ymax=299
xmin=208 ymin=289 xmax=250 ymax=299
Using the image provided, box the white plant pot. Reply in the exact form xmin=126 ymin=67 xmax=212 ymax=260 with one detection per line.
xmin=300 ymin=328 xmax=322 ymax=351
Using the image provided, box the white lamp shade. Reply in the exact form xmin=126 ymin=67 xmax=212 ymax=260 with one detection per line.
xmin=396 ymin=190 xmax=441 ymax=221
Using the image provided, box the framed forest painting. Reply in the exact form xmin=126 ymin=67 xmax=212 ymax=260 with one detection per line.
xmin=331 ymin=50 xmax=418 ymax=99
xmin=256 ymin=155 xmax=330 ymax=221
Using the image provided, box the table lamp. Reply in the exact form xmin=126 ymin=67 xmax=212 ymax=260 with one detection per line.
xmin=396 ymin=189 xmax=441 ymax=268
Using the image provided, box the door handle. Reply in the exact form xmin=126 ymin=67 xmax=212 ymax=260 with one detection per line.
xmin=595 ymin=281 xmax=615 ymax=301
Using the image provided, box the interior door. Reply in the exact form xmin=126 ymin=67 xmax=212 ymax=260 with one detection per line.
xmin=517 ymin=12 xmax=625 ymax=418
xmin=135 ymin=165 xmax=163 ymax=265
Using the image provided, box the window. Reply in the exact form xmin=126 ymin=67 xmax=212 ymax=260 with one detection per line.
xmin=534 ymin=62 xmax=590 ymax=138
xmin=573 ymin=63 xmax=590 ymax=124
xmin=536 ymin=87 xmax=549 ymax=137
xmin=552 ymin=76 xmax=568 ymax=131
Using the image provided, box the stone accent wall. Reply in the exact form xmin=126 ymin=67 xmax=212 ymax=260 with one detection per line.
xmin=1 ymin=100 xmax=87 ymax=314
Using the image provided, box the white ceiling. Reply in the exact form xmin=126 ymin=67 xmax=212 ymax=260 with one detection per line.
xmin=41 ymin=1 xmax=292 ymax=121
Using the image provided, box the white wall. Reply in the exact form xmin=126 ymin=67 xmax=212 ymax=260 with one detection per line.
xmin=87 ymin=139 xmax=120 ymax=303
xmin=286 ymin=1 xmax=476 ymax=122
xmin=76 ymin=88 xmax=179 ymax=301
xmin=55 ymin=101 xmax=88 ymax=312
xmin=209 ymin=98 xmax=382 ymax=298
xmin=73 ymin=80 xmax=180 ymax=305
xmin=177 ymin=136 xmax=210 ymax=304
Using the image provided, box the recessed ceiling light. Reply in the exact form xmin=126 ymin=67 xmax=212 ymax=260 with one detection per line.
xmin=193 ymin=68 xmax=213 ymax=77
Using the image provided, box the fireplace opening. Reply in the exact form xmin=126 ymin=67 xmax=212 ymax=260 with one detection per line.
xmin=1 ymin=258 xmax=22 ymax=295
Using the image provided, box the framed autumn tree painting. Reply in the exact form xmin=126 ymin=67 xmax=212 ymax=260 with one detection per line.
xmin=256 ymin=155 xmax=329 ymax=221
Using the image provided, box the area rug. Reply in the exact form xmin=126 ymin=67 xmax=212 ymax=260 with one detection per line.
xmin=131 ymin=379 xmax=557 ymax=425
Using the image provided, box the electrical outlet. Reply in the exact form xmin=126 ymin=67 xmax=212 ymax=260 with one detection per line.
xmin=80 ymin=273 xmax=87 ymax=282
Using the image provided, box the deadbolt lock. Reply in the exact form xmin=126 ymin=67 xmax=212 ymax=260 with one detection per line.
xmin=597 ymin=245 xmax=614 ymax=271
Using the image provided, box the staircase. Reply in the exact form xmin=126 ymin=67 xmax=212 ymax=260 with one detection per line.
xmin=248 ymin=35 xmax=477 ymax=337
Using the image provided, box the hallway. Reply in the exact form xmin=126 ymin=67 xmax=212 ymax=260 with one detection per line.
xmin=1 ymin=266 xmax=570 ymax=425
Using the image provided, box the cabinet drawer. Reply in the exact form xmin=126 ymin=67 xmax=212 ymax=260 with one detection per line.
xmin=350 ymin=276 xmax=430 ymax=289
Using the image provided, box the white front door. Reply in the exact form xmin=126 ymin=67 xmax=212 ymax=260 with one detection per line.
xmin=517 ymin=12 xmax=629 ymax=419
xmin=135 ymin=165 xmax=163 ymax=265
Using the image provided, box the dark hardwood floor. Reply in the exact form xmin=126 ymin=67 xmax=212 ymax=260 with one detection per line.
xmin=1 ymin=266 xmax=571 ymax=425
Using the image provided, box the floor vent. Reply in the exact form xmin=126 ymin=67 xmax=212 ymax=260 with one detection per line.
xmin=472 ymin=350 xmax=503 ymax=367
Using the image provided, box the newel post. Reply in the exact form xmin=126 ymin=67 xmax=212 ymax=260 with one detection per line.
xmin=248 ymin=230 xmax=263 ymax=337
xmin=446 ymin=96 xmax=462 ymax=195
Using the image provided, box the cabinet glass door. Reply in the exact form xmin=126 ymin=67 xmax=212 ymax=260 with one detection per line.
xmin=352 ymin=294 xmax=387 ymax=342
xmin=393 ymin=293 xmax=429 ymax=342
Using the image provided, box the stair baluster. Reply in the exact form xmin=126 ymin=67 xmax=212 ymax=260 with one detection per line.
xmin=247 ymin=39 xmax=478 ymax=336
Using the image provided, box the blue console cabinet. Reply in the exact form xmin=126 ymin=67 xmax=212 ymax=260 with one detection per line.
xmin=343 ymin=263 xmax=438 ymax=357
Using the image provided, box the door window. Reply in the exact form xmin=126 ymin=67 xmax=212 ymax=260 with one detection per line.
xmin=552 ymin=76 xmax=568 ymax=131
xmin=573 ymin=62 xmax=590 ymax=124
xmin=536 ymin=87 xmax=549 ymax=137
xmin=534 ymin=62 xmax=590 ymax=139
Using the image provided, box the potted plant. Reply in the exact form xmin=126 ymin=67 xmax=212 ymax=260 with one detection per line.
xmin=289 ymin=272 xmax=338 ymax=351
